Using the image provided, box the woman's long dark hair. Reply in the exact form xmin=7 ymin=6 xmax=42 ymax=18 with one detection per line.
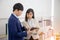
xmin=25 ymin=8 xmax=35 ymax=22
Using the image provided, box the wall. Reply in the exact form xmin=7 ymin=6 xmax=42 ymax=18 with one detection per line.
xmin=0 ymin=0 xmax=51 ymax=18
xmin=0 ymin=0 xmax=51 ymax=35
xmin=54 ymin=0 xmax=60 ymax=33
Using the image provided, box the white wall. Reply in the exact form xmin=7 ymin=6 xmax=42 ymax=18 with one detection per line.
xmin=0 ymin=0 xmax=51 ymax=35
xmin=0 ymin=0 xmax=51 ymax=18
xmin=0 ymin=18 xmax=8 ymax=35
xmin=54 ymin=0 xmax=60 ymax=33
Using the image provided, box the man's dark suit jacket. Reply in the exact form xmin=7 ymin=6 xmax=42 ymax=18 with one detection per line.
xmin=8 ymin=14 xmax=27 ymax=40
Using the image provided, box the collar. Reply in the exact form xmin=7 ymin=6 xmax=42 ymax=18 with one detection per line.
xmin=28 ymin=18 xmax=33 ymax=22
xmin=12 ymin=13 xmax=19 ymax=19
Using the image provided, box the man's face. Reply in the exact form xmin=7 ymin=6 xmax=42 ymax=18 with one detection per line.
xmin=16 ymin=9 xmax=22 ymax=16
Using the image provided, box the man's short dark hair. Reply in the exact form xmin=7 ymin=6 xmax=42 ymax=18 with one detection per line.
xmin=13 ymin=3 xmax=24 ymax=11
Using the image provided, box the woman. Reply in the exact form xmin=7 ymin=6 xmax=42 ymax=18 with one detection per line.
xmin=22 ymin=8 xmax=40 ymax=40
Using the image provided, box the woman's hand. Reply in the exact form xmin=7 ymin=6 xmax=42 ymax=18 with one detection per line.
xmin=27 ymin=30 xmax=32 ymax=35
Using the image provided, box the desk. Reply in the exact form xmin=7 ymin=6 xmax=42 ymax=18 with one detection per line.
xmin=56 ymin=34 xmax=60 ymax=40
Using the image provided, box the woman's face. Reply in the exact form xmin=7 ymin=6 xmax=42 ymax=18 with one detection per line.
xmin=27 ymin=12 xmax=33 ymax=19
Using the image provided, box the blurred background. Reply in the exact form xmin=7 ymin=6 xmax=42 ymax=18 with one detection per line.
xmin=0 ymin=0 xmax=60 ymax=40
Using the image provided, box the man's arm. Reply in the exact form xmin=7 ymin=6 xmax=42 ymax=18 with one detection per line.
xmin=8 ymin=20 xmax=27 ymax=38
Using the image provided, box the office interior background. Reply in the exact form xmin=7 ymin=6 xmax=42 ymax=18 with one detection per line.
xmin=0 ymin=0 xmax=60 ymax=40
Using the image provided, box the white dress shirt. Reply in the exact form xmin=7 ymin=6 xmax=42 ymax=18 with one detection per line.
xmin=28 ymin=19 xmax=36 ymax=28
xmin=12 ymin=13 xmax=19 ymax=19
xmin=27 ymin=19 xmax=40 ymax=39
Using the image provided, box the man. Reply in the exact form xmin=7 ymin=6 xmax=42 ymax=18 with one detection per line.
xmin=8 ymin=3 xmax=31 ymax=40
